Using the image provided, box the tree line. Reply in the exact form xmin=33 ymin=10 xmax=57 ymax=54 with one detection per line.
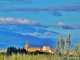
xmin=56 ymin=34 xmax=80 ymax=57
xmin=7 ymin=46 xmax=27 ymax=55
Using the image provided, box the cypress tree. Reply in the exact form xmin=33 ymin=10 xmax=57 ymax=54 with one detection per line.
xmin=66 ymin=34 xmax=71 ymax=56
xmin=56 ymin=40 xmax=61 ymax=56
xmin=59 ymin=35 xmax=65 ymax=54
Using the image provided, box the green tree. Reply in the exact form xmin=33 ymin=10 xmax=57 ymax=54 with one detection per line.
xmin=78 ymin=37 xmax=80 ymax=50
xmin=56 ymin=40 xmax=61 ymax=56
xmin=74 ymin=37 xmax=80 ymax=57
xmin=66 ymin=34 xmax=71 ymax=56
xmin=7 ymin=46 xmax=15 ymax=55
xmin=59 ymin=35 xmax=65 ymax=54
xmin=74 ymin=44 xmax=78 ymax=53
xmin=77 ymin=37 xmax=80 ymax=56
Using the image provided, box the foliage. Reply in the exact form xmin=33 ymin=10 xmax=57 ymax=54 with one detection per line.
xmin=56 ymin=40 xmax=61 ymax=56
xmin=66 ymin=34 xmax=71 ymax=55
xmin=59 ymin=35 xmax=65 ymax=54
xmin=0 ymin=54 xmax=80 ymax=60
xmin=7 ymin=46 xmax=27 ymax=55
xmin=74 ymin=44 xmax=78 ymax=53
xmin=0 ymin=34 xmax=80 ymax=60
xmin=0 ymin=52 xmax=6 ymax=55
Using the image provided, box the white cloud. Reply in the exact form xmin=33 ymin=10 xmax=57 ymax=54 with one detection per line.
xmin=21 ymin=32 xmax=42 ymax=37
xmin=21 ymin=31 xmax=59 ymax=38
xmin=1 ymin=17 xmax=80 ymax=30
xmin=0 ymin=17 xmax=36 ymax=24
xmin=57 ymin=22 xmax=66 ymax=26
xmin=56 ymin=22 xmax=80 ymax=29
xmin=0 ymin=17 xmax=48 ymax=27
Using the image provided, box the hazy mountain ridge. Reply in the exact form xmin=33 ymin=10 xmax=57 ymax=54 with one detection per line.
xmin=0 ymin=30 xmax=56 ymax=49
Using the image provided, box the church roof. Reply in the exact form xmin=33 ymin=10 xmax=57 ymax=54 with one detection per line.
xmin=28 ymin=47 xmax=41 ymax=49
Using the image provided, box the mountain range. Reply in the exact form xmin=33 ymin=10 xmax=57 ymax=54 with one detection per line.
xmin=0 ymin=25 xmax=78 ymax=50
xmin=0 ymin=30 xmax=57 ymax=50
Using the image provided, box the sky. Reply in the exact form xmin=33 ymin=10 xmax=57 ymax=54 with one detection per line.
xmin=0 ymin=0 xmax=80 ymax=49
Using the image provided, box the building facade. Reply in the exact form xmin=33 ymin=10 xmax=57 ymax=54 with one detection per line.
xmin=25 ymin=41 xmax=55 ymax=54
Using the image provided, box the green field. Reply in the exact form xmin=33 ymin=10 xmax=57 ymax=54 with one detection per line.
xmin=0 ymin=54 xmax=80 ymax=60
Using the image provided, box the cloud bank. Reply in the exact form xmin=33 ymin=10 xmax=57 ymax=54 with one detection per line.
xmin=0 ymin=17 xmax=80 ymax=29
xmin=0 ymin=17 xmax=48 ymax=27
xmin=2 ymin=4 xmax=80 ymax=16
xmin=57 ymin=22 xmax=80 ymax=29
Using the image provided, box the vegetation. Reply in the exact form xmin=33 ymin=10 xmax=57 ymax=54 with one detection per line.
xmin=0 ymin=34 xmax=80 ymax=60
xmin=56 ymin=40 xmax=61 ymax=56
xmin=7 ymin=46 xmax=27 ymax=55
xmin=66 ymin=34 xmax=71 ymax=56
xmin=0 ymin=54 xmax=80 ymax=60
xmin=59 ymin=35 xmax=65 ymax=55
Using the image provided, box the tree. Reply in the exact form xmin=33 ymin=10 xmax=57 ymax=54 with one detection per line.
xmin=7 ymin=46 xmax=18 ymax=55
xmin=59 ymin=35 xmax=65 ymax=54
xmin=74 ymin=44 xmax=78 ymax=53
xmin=20 ymin=48 xmax=27 ymax=54
xmin=66 ymin=34 xmax=71 ymax=55
xmin=73 ymin=37 xmax=80 ymax=57
xmin=56 ymin=40 xmax=61 ymax=56
xmin=76 ymin=37 xmax=80 ymax=56
xmin=17 ymin=47 xmax=21 ymax=54
xmin=78 ymin=37 xmax=80 ymax=50
xmin=7 ymin=46 xmax=28 ymax=55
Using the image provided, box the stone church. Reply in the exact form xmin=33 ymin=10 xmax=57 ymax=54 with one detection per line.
xmin=25 ymin=41 xmax=55 ymax=54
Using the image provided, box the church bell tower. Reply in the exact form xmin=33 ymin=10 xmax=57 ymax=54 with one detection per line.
xmin=25 ymin=41 xmax=29 ymax=51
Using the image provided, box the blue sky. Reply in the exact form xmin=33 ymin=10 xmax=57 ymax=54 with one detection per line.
xmin=0 ymin=0 xmax=80 ymax=49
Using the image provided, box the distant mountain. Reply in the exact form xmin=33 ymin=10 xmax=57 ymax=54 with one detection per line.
xmin=0 ymin=30 xmax=57 ymax=50
xmin=0 ymin=30 xmax=77 ymax=50
xmin=0 ymin=25 xmax=60 ymax=35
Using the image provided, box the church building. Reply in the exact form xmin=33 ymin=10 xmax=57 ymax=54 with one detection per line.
xmin=25 ymin=41 xmax=55 ymax=54
xmin=25 ymin=41 xmax=41 ymax=52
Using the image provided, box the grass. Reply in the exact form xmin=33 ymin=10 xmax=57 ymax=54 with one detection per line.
xmin=0 ymin=54 xmax=80 ymax=60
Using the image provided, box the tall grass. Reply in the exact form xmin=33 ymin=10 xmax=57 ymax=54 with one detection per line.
xmin=0 ymin=54 xmax=80 ymax=60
